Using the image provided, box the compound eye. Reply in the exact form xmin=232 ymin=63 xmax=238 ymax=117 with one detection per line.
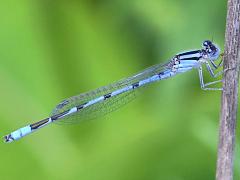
xmin=203 ymin=41 xmax=208 ymax=47
xmin=203 ymin=40 xmax=211 ymax=47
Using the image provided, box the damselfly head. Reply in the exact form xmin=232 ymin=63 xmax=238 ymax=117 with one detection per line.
xmin=202 ymin=40 xmax=220 ymax=61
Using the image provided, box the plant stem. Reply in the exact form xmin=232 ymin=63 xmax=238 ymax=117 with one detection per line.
xmin=216 ymin=0 xmax=240 ymax=180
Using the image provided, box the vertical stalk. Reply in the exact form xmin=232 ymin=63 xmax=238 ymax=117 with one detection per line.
xmin=216 ymin=0 xmax=240 ymax=180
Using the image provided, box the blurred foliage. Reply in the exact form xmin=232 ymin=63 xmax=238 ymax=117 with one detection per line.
xmin=0 ymin=0 xmax=239 ymax=180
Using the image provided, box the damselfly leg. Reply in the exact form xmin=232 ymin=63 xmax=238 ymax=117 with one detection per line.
xmin=210 ymin=58 xmax=223 ymax=69
xmin=205 ymin=62 xmax=224 ymax=78
xmin=198 ymin=66 xmax=223 ymax=91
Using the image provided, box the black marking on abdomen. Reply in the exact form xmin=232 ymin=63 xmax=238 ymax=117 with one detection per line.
xmin=77 ymin=102 xmax=87 ymax=111
xmin=51 ymin=110 xmax=70 ymax=121
xmin=132 ymin=82 xmax=139 ymax=89
xmin=30 ymin=118 xmax=50 ymax=130
xmin=104 ymin=93 xmax=112 ymax=99
xmin=4 ymin=134 xmax=14 ymax=142
xmin=158 ymin=72 xmax=164 ymax=76
xmin=158 ymin=72 xmax=165 ymax=79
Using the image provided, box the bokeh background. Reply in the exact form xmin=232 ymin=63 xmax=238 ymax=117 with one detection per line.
xmin=1 ymin=0 xmax=239 ymax=180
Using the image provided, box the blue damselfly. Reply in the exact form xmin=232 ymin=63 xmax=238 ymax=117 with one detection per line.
xmin=4 ymin=40 xmax=222 ymax=143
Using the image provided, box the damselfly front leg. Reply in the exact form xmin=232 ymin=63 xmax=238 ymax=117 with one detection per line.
xmin=210 ymin=52 xmax=224 ymax=69
xmin=210 ymin=58 xmax=223 ymax=69
xmin=205 ymin=61 xmax=223 ymax=78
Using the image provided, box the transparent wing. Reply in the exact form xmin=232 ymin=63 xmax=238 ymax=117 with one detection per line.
xmin=53 ymin=90 xmax=137 ymax=124
xmin=50 ymin=61 xmax=170 ymax=124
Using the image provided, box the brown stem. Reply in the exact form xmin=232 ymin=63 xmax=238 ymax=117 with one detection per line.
xmin=216 ymin=0 xmax=240 ymax=180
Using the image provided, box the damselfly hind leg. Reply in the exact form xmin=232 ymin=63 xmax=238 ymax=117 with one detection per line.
xmin=198 ymin=66 xmax=223 ymax=91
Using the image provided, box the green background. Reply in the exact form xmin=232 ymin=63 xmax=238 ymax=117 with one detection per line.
xmin=0 ymin=0 xmax=239 ymax=180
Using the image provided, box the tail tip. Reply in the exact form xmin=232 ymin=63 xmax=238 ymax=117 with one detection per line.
xmin=3 ymin=134 xmax=14 ymax=143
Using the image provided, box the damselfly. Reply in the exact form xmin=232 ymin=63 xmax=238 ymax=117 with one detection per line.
xmin=4 ymin=40 xmax=222 ymax=143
